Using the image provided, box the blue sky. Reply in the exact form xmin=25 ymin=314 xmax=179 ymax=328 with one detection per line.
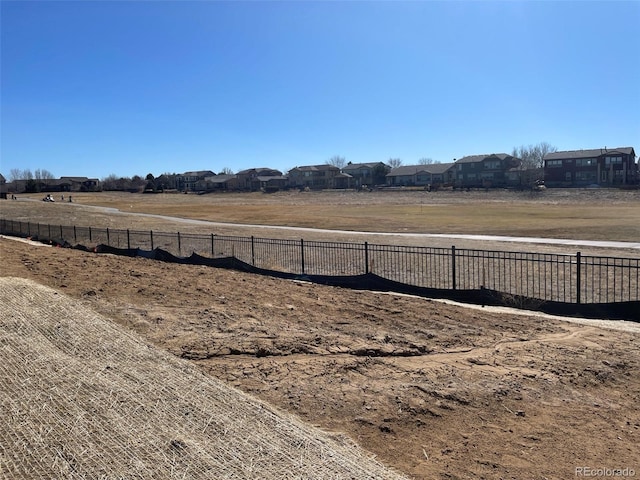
xmin=2 ymin=1 xmax=639 ymax=180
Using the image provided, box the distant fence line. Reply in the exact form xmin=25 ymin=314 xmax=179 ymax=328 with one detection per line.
xmin=1 ymin=218 xmax=639 ymax=320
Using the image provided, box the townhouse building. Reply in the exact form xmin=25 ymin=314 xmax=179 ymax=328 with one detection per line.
xmin=543 ymin=147 xmax=637 ymax=187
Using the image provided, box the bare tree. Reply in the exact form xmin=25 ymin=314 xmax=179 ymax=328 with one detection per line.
xmin=512 ymin=142 xmax=557 ymax=169
xmin=418 ymin=157 xmax=437 ymax=165
xmin=327 ymin=156 xmax=346 ymax=169
xmin=388 ymin=158 xmax=402 ymax=168
xmin=9 ymin=169 xmax=22 ymax=182
xmin=9 ymin=168 xmax=33 ymax=181
xmin=219 ymin=167 xmax=234 ymax=175
xmin=34 ymin=169 xmax=55 ymax=180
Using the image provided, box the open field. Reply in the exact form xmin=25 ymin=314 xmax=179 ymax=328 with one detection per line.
xmin=1 ymin=236 xmax=639 ymax=479
xmin=3 ymin=188 xmax=640 ymax=257
xmin=1 ymin=189 xmax=639 ymax=478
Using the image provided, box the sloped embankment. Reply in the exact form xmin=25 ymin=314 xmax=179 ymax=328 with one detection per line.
xmin=0 ymin=277 xmax=406 ymax=479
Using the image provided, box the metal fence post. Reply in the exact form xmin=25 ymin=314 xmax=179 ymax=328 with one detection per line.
xmin=211 ymin=233 xmax=215 ymax=257
xmin=452 ymin=245 xmax=457 ymax=290
xmin=251 ymin=236 xmax=255 ymax=266
xmin=107 ymin=228 xmax=110 ymax=246
xmin=177 ymin=232 xmax=181 ymax=256
xmin=150 ymin=230 xmax=154 ymax=250
xmin=73 ymin=225 xmax=77 ymax=243
xmin=127 ymin=229 xmax=130 ymax=250
xmin=301 ymin=239 xmax=305 ymax=274
xmin=89 ymin=226 xmax=92 ymax=242
xmin=576 ymin=251 xmax=581 ymax=305
xmin=60 ymin=225 xmax=63 ymax=240
xmin=364 ymin=241 xmax=369 ymax=274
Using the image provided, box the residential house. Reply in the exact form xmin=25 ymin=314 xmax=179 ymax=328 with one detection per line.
xmin=341 ymin=162 xmax=390 ymax=188
xmin=386 ymin=163 xmax=455 ymax=188
xmin=256 ymin=175 xmax=288 ymax=192
xmin=505 ymin=165 xmax=544 ymax=189
xmin=9 ymin=176 xmax=100 ymax=193
xmin=0 ymin=173 xmax=6 ymax=199
xmin=287 ymin=164 xmax=352 ymax=190
xmin=543 ymin=147 xmax=637 ymax=187
xmin=176 ymin=171 xmax=216 ymax=192
xmin=196 ymin=174 xmax=239 ymax=192
xmin=58 ymin=177 xmax=100 ymax=191
xmin=453 ymin=154 xmax=521 ymax=188
xmin=236 ymin=168 xmax=283 ymax=191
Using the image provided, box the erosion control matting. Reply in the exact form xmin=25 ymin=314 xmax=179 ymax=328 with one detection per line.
xmin=0 ymin=277 xmax=406 ymax=479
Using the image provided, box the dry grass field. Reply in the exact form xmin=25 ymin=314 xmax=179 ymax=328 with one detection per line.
xmin=3 ymin=188 xmax=640 ymax=256
xmin=1 ymin=188 xmax=639 ymax=479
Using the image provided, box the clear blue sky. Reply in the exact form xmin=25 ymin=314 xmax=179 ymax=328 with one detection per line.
xmin=2 ymin=0 xmax=639 ymax=180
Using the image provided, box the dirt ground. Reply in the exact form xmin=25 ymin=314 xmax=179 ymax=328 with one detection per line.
xmin=1 ymin=236 xmax=638 ymax=479
xmin=1 ymin=276 xmax=406 ymax=480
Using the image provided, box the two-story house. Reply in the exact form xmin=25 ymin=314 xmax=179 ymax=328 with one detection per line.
xmin=543 ymin=147 xmax=637 ymax=187
xmin=287 ymin=164 xmax=352 ymax=190
xmin=341 ymin=162 xmax=389 ymax=188
xmin=196 ymin=174 xmax=239 ymax=192
xmin=386 ymin=163 xmax=455 ymax=187
xmin=236 ymin=168 xmax=283 ymax=191
xmin=176 ymin=171 xmax=216 ymax=192
xmin=453 ymin=154 xmax=521 ymax=188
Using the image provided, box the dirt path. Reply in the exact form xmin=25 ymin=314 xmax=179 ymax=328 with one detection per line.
xmin=1 ymin=237 xmax=638 ymax=479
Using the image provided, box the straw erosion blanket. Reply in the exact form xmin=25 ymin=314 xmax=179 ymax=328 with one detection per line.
xmin=1 ymin=236 xmax=639 ymax=479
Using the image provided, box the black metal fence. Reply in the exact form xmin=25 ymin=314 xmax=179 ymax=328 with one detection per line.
xmin=2 ymin=218 xmax=639 ymax=309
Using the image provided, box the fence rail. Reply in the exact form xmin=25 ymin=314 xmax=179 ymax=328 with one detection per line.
xmin=2 ymin=219 xmax=639 ymax=308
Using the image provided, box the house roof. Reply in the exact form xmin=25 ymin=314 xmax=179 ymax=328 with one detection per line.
xmin=455 ymin=154 xmax=512 ymax=164
xmin=420 ymin=162 xmax=455 ymax=174
xmin=386 ymin=165 xmax=428 ymax=177
xmin=290 ymin=164 xmax=340 ymax=172
xmin=180 ymin=170 xmax=216 ymax=177
xmin=543 ymin=147 xmax=635 ymax=160
xmin=237 ymin=168 xmax=283 ymax=176
xmin=386 ymin=163 xmax=454 ymax=177
xmin=342 ymin=162 xmax=386 ymax=172
xmin=59 ymin=176 xmax=99 ymax=183
xmin=256 ymin=175 xmax=287 ymax=182
xmin=0 ymin=174 xmax=6 ymax=183
xmin=204 ymin=174 xmax=237 ymax=184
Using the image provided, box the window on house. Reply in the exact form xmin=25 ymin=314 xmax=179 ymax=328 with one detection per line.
xmin=484 ymin=161 xmax=500 ymax=169
xmin=575 ymin=158 xmax=596 ymax=167
xmin=605 ymin=156 xmax=622 ymax=165
xmin=546 ymin=160 xmax=563 ymax=167
xmin=576 ymin=171 xmax=596 ymax=182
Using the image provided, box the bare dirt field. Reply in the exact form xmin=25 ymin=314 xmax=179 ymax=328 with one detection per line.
xmin=1 ymin=276 xmax=405 ymax=479
xmin=1 ymin=235 xmax=639 ymax=479
xmin=1 ymin=189 xmax=639 ymax=479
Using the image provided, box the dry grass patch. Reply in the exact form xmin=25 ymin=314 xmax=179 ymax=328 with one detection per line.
xmin=7 ymin=189 xmax=640 ymax=241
